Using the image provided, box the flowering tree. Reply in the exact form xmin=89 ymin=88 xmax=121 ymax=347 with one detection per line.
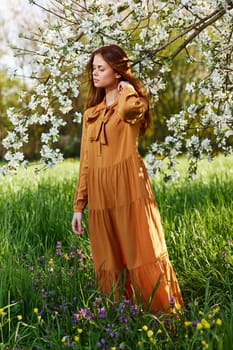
xmin=1 ymin=0 xmax=233 ymax=178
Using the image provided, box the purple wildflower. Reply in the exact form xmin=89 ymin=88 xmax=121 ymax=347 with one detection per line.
xmin=169 ymin=295 xmax=175 ymax=308
xmin=74 ymin=307 xmax=94 ymax=321
xmin=97 ymin=338 xmax=108 ymax=349
xmin=119 ymin=316 xmax=128 ymax=323
xmin=110 ymin=331 xmax=119 ymax=338
xmin=97 ymin=306 xmax=107 ymax=319
xmin=86 ymin=281 xmax=93 ymax=288
xmin=192 ymin=320 xmax=198 ymax=327
xmin=69 ymin=251 xmax=75 ymax=259
xmin=56 ymin=242 xmax=62 ymax=256
xmin=130 ymin=305 xmax=138 ymax=317
xmin=56 ymin=241 xmax=62 ymax=249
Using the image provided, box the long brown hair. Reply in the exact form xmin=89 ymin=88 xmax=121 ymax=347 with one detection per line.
xmin=85 ymin=44 xmax=150 ymax=135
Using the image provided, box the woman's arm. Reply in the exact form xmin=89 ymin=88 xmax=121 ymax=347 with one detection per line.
xmin=117 ymin=81 xmax=148 ymax=124
xmin=73 ymin=112 xmax=88 ymax=213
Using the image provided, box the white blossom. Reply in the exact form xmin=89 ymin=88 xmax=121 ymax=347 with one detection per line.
xmin=201 ymin=138 xmax=211 ymax=152
xmin=211 ymin=69 xmax=225 ymax=89
xmin=171 ymin=171 xmax=180 ymax=181
xmin=185 ymin=82 xmax=196 ymax=93
xmin=186 ymin=135 xmax=199 ymax=149
xmin=40 ymin=145 xmax=63 ymax=168
xmin=187 ymin=104 xmax=197 ymax=116
xmin=50 ymin=65 xmax=60 ymax=77
xmin=181 ymin=0 xmax=189 ymax=6
xmin=7 ymin=108 xmax=19 ymax=126
xmin=4 ymin=150 xmax=24 ymax=162
xmin=165 ymin=136 xmax=176 ymax=144
xmin=73 ymin=112 xmax=83 ymax=124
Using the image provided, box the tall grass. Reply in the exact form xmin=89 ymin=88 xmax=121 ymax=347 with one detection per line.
xmin=0 ymin=155 xmax=232 ymax=349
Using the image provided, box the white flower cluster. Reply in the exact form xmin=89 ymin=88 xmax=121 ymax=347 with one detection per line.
xmin=40 ymin=145 xmax=64 ymax=168
xmin=1 ymin=0 xmax=232 ymax=177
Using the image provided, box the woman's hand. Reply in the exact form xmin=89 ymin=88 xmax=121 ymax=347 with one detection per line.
xmin=118 ymin=81 xmax=135 ymax=92
xmin=72 ymin=212 xmax=84 ymax=234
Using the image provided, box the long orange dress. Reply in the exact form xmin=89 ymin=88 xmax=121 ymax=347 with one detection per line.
xmin=74 ymin=85 xmax=183 ymax=314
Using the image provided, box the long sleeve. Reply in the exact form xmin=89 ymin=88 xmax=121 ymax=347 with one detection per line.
xmin=73 ymin=112 xmax=88 ymax=212
xmin=117 ymin=85 xmax=148 ymax=124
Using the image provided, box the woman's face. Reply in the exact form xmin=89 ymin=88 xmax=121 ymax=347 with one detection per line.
xmin=92 ymin=54 xmax=120 ymax=89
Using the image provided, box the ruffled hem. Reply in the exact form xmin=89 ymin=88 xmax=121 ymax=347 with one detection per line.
xmin=95 ymin=254 xmax=184 ymax=315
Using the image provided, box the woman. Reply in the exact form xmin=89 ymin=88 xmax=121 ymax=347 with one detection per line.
xmin=72 ymin=44 xmax=183 ymax=314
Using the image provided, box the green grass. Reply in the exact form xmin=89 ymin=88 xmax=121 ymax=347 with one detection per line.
xmin=0 ymin=155 xmax=232 ymax=349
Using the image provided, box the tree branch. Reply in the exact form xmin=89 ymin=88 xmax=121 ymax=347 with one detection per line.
xmin=30 ymin=0 xmax=77 ymax=24
xmin=170 ymin=7 xmax=230 ymax=60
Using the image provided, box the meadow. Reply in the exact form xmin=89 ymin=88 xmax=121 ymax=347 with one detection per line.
xmin=0 ymin=155 xmax=232 ymax=350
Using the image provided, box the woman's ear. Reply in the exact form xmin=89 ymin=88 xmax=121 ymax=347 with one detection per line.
xmin=115 ymin=72 xmax=121 ymax=79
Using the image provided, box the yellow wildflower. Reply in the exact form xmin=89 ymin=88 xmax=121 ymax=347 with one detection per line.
xmin=184 ymin=321 xmax=192 ymax=327
xmin=63 ymin=253 xmax=69 ymax=260
xmin=197 ymin=323 xmax=203 ymax=330
xmin=207 ymin=314 xmax=212 ymax=319
xmin=147 ymin=330 xmax=154 ymax=338
xmin=33 ymin=308 xmax=38 ymax=314
xmin=201 ymin=318 xmax=210 ymax=329
xmin=215 ymin=318 xmax=222 ymax=326
xmin=201 ymin=340 xmax=209 ymax=349
xmin=213 ymin=306 xmax=220 ymax=314
xmin=198 ymin=310 xmax=204 ymax=315
xmin=61 ymin=337 xmax=66 ymax=343
xmin=37 ymin=315 xmax=42 ymax=321
xmin=175 ymin=303 xmax=181 ymax=311
xmin=157 ymin=329 xmax=162 ymax=334
xmin=74 ymin=336 xmax=80 ymax=343
xmin=111 ymin=348 xmax=116 ymax=350
xmin=142 ymin=325 xmax=148 ymax=331
xmin=77 ymin=328 xmax=83 ymax=334
xmin=48 ymin=258 xmax=53 ymax=265
xmin=17 ymin=315 xmax=22 ymax=321
xmin=0 ymin=308 xmax=4 ymax=315
xmin=54 ymin=311 xmax=58 ymax=316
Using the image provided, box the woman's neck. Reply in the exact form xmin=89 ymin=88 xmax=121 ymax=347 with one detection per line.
xmin=105 ymin=87 xmax=119 ymax=107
